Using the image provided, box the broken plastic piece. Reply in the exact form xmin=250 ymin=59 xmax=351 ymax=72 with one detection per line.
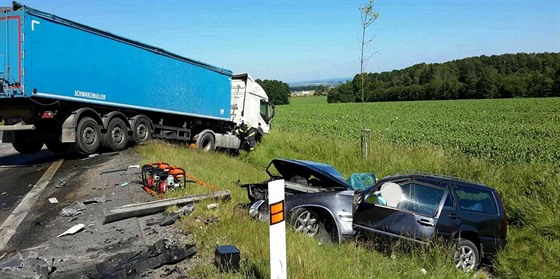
xmin=120 ymin=182 xmax=129 ymax=187
xmin=60 ymin=202 xmax=86 ymax=217
xmin=146 ymin=203 xmax=195 ymax=226
xmin=82 ymin=195 xmax=110 ymax=204
xmin=57 ymin=224 xmax=85 ymax=238
xmin=89 ymin=239 xmax=196 ymax=279
xmin=48 ymin=198 xmax=58 ymax=204
xmin=207 ymin=203 xmax=219 ymax=210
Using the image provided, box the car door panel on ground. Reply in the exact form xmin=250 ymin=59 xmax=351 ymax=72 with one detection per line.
xmin=354 ymin=181 xmax=448 ymax=242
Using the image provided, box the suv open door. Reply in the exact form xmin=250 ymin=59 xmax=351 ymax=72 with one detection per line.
xmin=353 ymin=180 xmax=449 ymax=242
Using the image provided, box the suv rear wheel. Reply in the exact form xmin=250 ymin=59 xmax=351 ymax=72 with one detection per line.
xmin=455 ymin=239 xmax=480 ymax=272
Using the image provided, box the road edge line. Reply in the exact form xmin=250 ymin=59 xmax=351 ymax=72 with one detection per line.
xmin=0 ymin=159 xmax=64 ymax=251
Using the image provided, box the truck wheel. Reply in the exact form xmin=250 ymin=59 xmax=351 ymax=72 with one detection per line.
xmin=12 ymin=131 xmax=44 ymax=154
xmin=132 ymin=117 xmax=152 ymax=145
xmin=45 ymin=139 xmax=73 ymax=154
xmin=454 ymin=239 xmax=480 ymax=272
xmin=104 ymin=118 xmax=129 ymax=151
xmin=197 ymin=132 xmax=215 ymax=151
xmin=76 ymin=117 xmax=101 ymax=155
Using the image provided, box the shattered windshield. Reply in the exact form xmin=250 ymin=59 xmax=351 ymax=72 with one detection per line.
xmin=347 ymin=173 xmax=376 ymax=191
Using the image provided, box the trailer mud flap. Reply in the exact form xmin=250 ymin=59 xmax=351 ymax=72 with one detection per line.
xmin=61 ymin=114 xmax=76 ymax=143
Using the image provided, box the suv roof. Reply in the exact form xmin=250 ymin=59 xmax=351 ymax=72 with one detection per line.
xmin=378 ymin=173 xmax=496 ymax=192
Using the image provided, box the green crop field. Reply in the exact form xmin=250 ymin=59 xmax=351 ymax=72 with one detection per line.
xmin=281 ymin=96 xmax=560 ymax=164
xmin=138 ymin=96 xmax=560 ymax=279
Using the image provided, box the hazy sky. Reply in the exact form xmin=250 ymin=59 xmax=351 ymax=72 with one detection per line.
xmin=17 ymin=0 xmax=560 ymax=82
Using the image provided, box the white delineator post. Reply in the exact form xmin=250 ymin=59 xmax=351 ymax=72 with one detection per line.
xmin=268 ymin=179 xmax=287 ymax=279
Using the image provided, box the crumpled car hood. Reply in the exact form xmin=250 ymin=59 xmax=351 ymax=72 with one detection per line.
xmin=267 ymin=159 xmax=351 ymax=190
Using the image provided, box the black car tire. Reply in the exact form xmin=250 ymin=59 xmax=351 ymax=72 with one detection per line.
xmin=12 ymin=131 xmax=44 ymax=154
xmin=455 ymin=239 xmax=480 ymax=272
xmin=104 ymin=118 xmax=129 ymax=152
xmin=76 ymin=117 xmax=102 ymax=155
xmin=289 ymin=208 xmax=335 ymax=244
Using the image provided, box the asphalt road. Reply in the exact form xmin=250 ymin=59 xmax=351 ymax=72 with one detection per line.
xmin=0 ymin=143 xmax=195 ymax=278
xmin=0 ymin=143 xmax=60 ymax=223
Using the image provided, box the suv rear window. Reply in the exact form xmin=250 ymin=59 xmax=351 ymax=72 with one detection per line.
xmin=454 ymin=186 xmax=497 ymax=214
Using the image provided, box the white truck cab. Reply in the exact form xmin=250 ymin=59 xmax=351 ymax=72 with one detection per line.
xmin=231 ymin=73 xmax=275 ymax=134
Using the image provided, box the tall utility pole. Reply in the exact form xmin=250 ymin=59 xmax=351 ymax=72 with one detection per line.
xmin=359 ymin=0 xmax=378 ymax=159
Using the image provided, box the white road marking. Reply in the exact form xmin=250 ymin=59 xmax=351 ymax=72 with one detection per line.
xmin=0 ymin=159 xmax=64 ymax=251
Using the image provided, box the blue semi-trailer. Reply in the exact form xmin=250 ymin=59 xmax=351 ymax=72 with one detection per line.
xmin=0 ymin=3 xmax=275 ymax=155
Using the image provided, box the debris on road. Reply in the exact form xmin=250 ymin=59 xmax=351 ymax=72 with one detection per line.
xmin=207 ymin=203 xmax=219 ymax=210
xmin=99 ymin=164 xmax=141 ymax=175
xmin=60 ymin=202 xmax=86 ymax=217
xmin=56 ymin=179 xmax=69 ymax=188
xmin=100 ymin=168 xmax=128 ymax=175
xmin=0 ymin=251 xmax=53 ymax=278
xmin=88 ymin=239 xmax=196 ymax=279
xmin=48 ymin=197 xmax=58 ymax=204
xmin=82 ymin=195 xmax=110 ymax=204
xmin=103 ymin=190 xmax=231 ymax=224
xmin=120 ymin=182 xmax=129 ymax=187
xmin=82 ymin=154 xmax=99 ymax=160
xmin=146 ymin=203 xmax=195 ymax=227
xmin=57 ymin=224 xmax=85 ymax=238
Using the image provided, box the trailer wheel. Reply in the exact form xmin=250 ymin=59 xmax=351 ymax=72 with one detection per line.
xmin=132 ymin=117 xmax=152 ymax=145
xmin=12 ymin=131 xmax=44 ymax=154
xmin=104 ymin=118 xmax=129 ymax=151
xmin=76 ymin=117 xmax=101 ymax=155
xmin=197 ymin=132 xmax=215 ymax=151
xmin=45 ymin=139 xmax=73 ymax=154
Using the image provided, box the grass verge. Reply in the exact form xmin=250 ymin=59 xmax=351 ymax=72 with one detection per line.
xmin=137 ymin=129 xmax=559 ymax=278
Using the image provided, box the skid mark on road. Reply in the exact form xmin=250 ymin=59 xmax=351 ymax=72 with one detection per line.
xmin=0 ymin=159 xmax=64 ymax=251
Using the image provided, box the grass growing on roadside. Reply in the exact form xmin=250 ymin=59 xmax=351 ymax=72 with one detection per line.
xmin=138 ymin=125 xmax=559 ymax=278
xmin=137 ymin=97 xmax=560 ymax=278
xmin=138 ymin=141 xmax=471 ymax=279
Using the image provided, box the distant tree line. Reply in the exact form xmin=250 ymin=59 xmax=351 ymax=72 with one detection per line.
xmin=328 ymin=52 xmax=560 ymax=103
xmin=256 ymin=79 xmax=290 ymax=105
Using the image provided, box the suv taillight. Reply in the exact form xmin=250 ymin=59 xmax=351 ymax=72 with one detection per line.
xmin=495 ymin=191 xmax=507 ymax=238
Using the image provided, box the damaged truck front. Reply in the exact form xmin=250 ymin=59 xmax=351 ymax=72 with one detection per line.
xmin=240 ymin=159 xmax=375 ymax=244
